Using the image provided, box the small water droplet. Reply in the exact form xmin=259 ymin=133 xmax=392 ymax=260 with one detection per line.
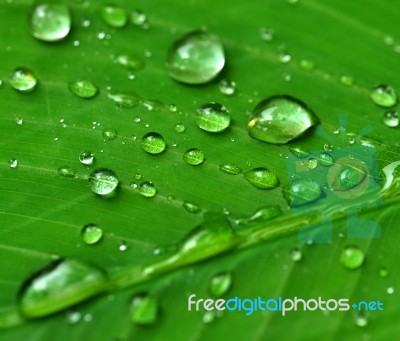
xmin=101 ymin=5 xmax=128 ymax=28
xmin=130 ymin=9 xmax=149 ymax=29
xmin=30 ymin=3 xmax=71 ymax=42
xmin=383 ymin=111 xmax=399 ymax=128
xmin=174 ymin=123 xmax=186 ymax=133
xmin=219 ymin=79 xmax=236 ymax=95
xmin=108 ymin=92 xmax=141 ymax=108
xmin=66 ymin=310 xmax=81 ymax=324
xmin=81 ymin=224 xmax=103 ymax=245
xmin=166 ymin=30 xmax=225 ymax=84
xmin=290 ymin=247 xmax=303 ymax=262
xmin=119 ymin=241 xmax=128 ymax=252
xmin=58 ymin=166 xmax=77 ymax=178
xmin=248 ymin=96 xmax=318 ymax=144
xmin=260 ymin=27 xmax=274 ymax=41
xmin=183 ymin=148 xmax=205 ymax=166
xmin=340 ymin=246 xmax=364 ymax=270
xmin=289 ymin=146 xmax=310 ymax=159
xmin=244 ymin=167 xmax=279 ymax=189
xmin=89 ymin=168 xmax=119 ymax=196
xmin=315 ymin=152 xmax=334 ymax=166
xmin=307 ymin=158 xmax=318 ymax=170
xmin=79 ymin=151 xmax=94 ymax=165
xmin=231 ymin=206 xmax=282 ymax=228
xmin=370 ymin=84 xmax=397 ymax=108
xmin=142 ymin=99 xmax=164 ymax=112
xmin=209 ymin=272 xmax=232 ymax=297
xmin=195 ymin=102 xmax=230 ymax=133
xmin=183 ymin=202 xmax=201 ymax=214
xmin=139 ymin=182 xmax=157 ymax=198
xmin=141 ymin=132 xmax=166 ymax=154
xmin=9 ymin=158 xmax=18 ymax=168
xmin=15 ymin=117 xmax=24 ymax=125
xmin=114 ymin=52 xmax=144 ymax=71
xmin=354 ymin=311 xmax=369 ymax=328
xmin=134 ymin=173 xmax=143 ymax=180
xmin=69 ymin=80 xmax=99 ymax=99
xmin=219 ymin=163 xmax=242 ymax=175
xmin=102 ymin=128 xmax=117 ymax=141
xmin=288 ymin=179 xmax=323 ymax=206
xmin=387 ymin=286 xmax=395 ymax=295
xmin=379 ymin=266 xmax=388 ymax=278
xmin=299 ymin=59 xmax=315 ymax=71
xmin=339 ymin=75 xmax=354 ymax=87
xmin=202 ymin=310 xmax=218 ymax=324
xmin=10 ymin=67 xmax=38 ymax=92
xmin=279 ymin=51 xmax=291 ymax=63
xmin=130 ymin=294 xmax=158 ymax=325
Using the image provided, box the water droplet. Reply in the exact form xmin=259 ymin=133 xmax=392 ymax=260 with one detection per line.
xmin=66 ymin=310 xmax=81 ymax=324
xmin=307 ymin=158 xmax=318 ymax=170
xmin=134 ymin=173 xmax=143 ymax=180
xmin=340 ymin=246 xmax=364 ymax=270
xmin=107 ymin=92 xmax=141 ymax=108
xmin=69 ymin=80 xmax=99 ymax=99
xmin=231 ymin=206 xmax=282 ymax=227
xmin=10 ymin=67 xmax=38 ymax=92
xmin=387 ymin=286 xmax=395 ymax=295
xmin=141 ymin=133 xmax=166 ymax=154
xmin=219 ymin=163 xmax=242 ymax=175
xmin=203 ymin=310 xmax=218 ymax=324
xmin=102 ymin=128 xmax=117 ymax=141
xmin=130 ymin=294 xmax=158 ymax=325
xmin=316 ymin=152 xmax=334 ymax=167
xmin=289 ymin=146 xmax=309 ymax=159
xmin=290 ymin=247 xmax=302 ymax=262
xmin=79 ymin=151 xmax=94 ymax=165
xmin=354 ymin=311 xmax=369 ymax=328
xmin=370 ymin=84 xmax=397 ymax=107
xmin=58 ymin=166 xmax=77 ymax=178
xmin=119 ymin=241 xmax=128 ymax=252
xmin=174 ymin=123 xmax=186 ymax=133
xmin=143 ymin=99 xmax=164 ymax=112
xmin=81 ymin=224 xmax=103 ymax=245
xmin=9 ymin=158 xmax=18 ymax=168
xmin=379 ymin=266 xmax=388 ymax=278
xmin=219 ymin=79 xmax=236 ymax=95
xmin=260 ymin=27 xmax=274 ymax=41
xmin=279 ymin=51 xmax=291 ymax=63
xmin=30 ymin=3 xmax=71 ymax=42
xmin=336 ymin=166 xmax=366 ymax=190
xmin=183 ymin=148 xmax=205 ymax=166
xmin=183 ymin=202 xmax=201 ymax=214
xmin=89 ymin=168 xmax=119 ymax=196
xmin=139 ymin=182 xmax=157 ymax=198
xmin=383 ymin=111 xmax=399 ymax=128
xmin=195 ymin=102 xmax=230 ymax=133
xmin=19 ymin=259 xmax=107 ymax=318
xmin=288 ymin=179 xmax=323 ymax=207
xmin=209 ymin=272 xmax=232 ymax=297
xmin=299 ymin=60 xmax=315 ymax=71
xmin=166 ymin=30 xmax=225 ymax=84
xmin=339 ymin=75 xmax=354 ymax=87
xmin=15 ymin=117 xmax=24 ymax=125
xmin=130 ymin=9 xmax=149 ymax=29
xmin=114 ymin=52 xmax=144 ymax=71
xmin=101 ymin=5 xmax=128 ymax=28
xmin=244 ymin=167 xmax=279 ymax=189
xmin=248 ymin=95 xmax=318 ymax=144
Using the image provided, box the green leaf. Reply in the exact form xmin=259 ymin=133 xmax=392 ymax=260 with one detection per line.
xmin=1 ymin=0 xmax=400 ymax=340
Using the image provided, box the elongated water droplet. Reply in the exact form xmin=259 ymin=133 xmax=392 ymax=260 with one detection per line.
xmin=183 ymin=148 xmax=205 ymax=166
xmin=290 ymin=247 xmax=303 ymax=262
xmin=337 ymin=167 xmax=366 ymax=190
xmin=102 ymin=128 xmax=117 ymax=141
xmin=10 ymin=68 xmax=38 ymax=92
xmin=383 ymin=111 xmax=399 ymax=127
xmin=166 ymin=30 xmax=225 ymax=84
xmin=130 ymin=294 xmax=158 ymax=325
xmin=58 ymin=166 xmax=77 ymax=177
xmin=89 ymin=168 xmax=119 ymax=196
xmin=142 ymin=99 xmax=164 ymax=112
xmin=316 ymin=152 xmax=334 ymax=166
xmin=209 ymin=272 xmax=232 ymax=297
xmin=299 ymin=60 xmax=315 ymax=71
xmin=114 ymin=52 xmax=144 ymax=71
xmin=248 ymin=96 xmax=318 ymax=144
xmin=174 ymin=123 xmax=186 ymax=133
xmin=289 ymin=179 xmax=323 ymax=206
xmin=195 ymin=102 xmax=230 ymax=133
xmin=101 ymin=5 xmax=128 ymax=28
xmin=231 ymin=206 xmax=282 ymax=228
xmin=183 ymin=201 xmax=201 ymax=214
xmin=339 ymin=75 xmax=354 ymax=87
xmin=108 ymin=92 xmax=141 ymax=108
xmin=30 ymin=3 xmax=71 ymax=42
xmin=141 ymin=133 xmax=166 ymax=154
xmin=139 ymin=182 xmax=157 ymax=198
xmin=219 ymin=79 xmax=236 ymax=95
xmin=370 ymin=84 xmax=397 ymax=107
xmin=289 ymin=146 xmax=309 ymax=159
xmin=19 ymin=259 xmax=107 ymax=318
xmin=244 ymin=167 xmax=279 ymax=189
xmin=79 ymin=151 xmax=94 ymax=165
xmin=69 ymin=80 xmax=99 ymax=99
xmin=340 ymin=246 xmax=364 ymax=270
xmin=9 ymin=158 xmax=18 ymax=168
xmin=81 ymin=224 xmax=103 ymax=245
xmin=219 ymin=163 xmax=242 ymax=175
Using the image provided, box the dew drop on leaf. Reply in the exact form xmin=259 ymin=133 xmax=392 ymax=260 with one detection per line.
xmin=102 ymin=128 xmax=118 ymax=141
xmin=340 ymin=246 xmax=365 ymax=270
xmin=209 ymin=272 xmax=232 ymax=297
xmin=130 ymin=9 xmax=149 ymax=29
xmin=230 ymin=206 xmax=282 ymax=227
xmin=15 ymin=117 xmax=24 ymax=125
xmin=219 ymin=79 xmax=236 ymax=95
xmin=58 ymin=166 xmax=77 ymax=178
xmin=379 ymin=266 xmax=388 ymax=278
xmin=299 ymin=60 xmax=315 ymax=71
xmin=244 ymin=167 xmax=279 ymax=189
xmin=259 ymin=27 xmax=274 ymax=41
xmin=183 ymin=148 xmax=205 ymax=166
xmin=370 ymin=84 xmax=397 ymax=107
xmin=290 ymin=247 xmax=303 ymax=262
xmin=219 ymin=163 xmax=242 ymax=175
xmin=289 ymin=146 xmax=310 ymax=159
xmin=307 ymin=158 xmax=318 ymax=170
xmin=79 ymin=150 xmax=94 ymax=165
xmin=30 ymin=3 xmax=71 ymax=42
xmin=174 ymin=123 xmax=186 ymax=133
xmin=114 ymin=52 xmax=145 ymax=71
xmin=316 ymin=152 xmax=334 ymax=167
xmin=101 ymin=5 xmax=128 ymax=28
xmin=139 ymin=182 xmax=157 ymax=198
xmin=68 ymin=80 xmax=99 ymax=99
xmin=10 ymin=67 xmax=38 ymax=92
xmin=387 ymin=286 xmax=395 ymax=295
xmin=166 ymin=30 xmax=225 ymax=84
xmin=66 ymin=310 xmax=82 ymax=325
xmin=107 ymin=92 xmax=141 ymax=108
xmin=248 ymin=95 xmax=319 ymax=144
xmin=354 ymin=311 xmax=369 ymax=328
xmin=119 ymin=241 xmax=128 ymax=252
xmin=382 ymin=111 xmax=399 ymax=127
xmin=339 ymin=75 xmax=354 ymax=87
xmin=130 ymin=294 xmax=158 ymax=325
xmin=8 ymin=158 xmax=18 ymax=168
xmin=141 ymin=132 xmax=166 ymax=154
xmin=288 ymin=179 xmax=323 ymax=206
xmin=81 ymin=224 xmax=103 ymax=245
xmin=183 ymin=201 xmax=201 ymax=214
xmin=195 ymin=102 xmax=230 ymax=133
xmin=89 ymin=168 xmax=119 ymax=196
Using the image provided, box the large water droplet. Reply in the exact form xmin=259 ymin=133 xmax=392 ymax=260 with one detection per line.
xmin=383 ymin=111 xmax=399 ymax=127
xmin=130 ymin=294 xmax=158 ymax=325
xmin=101 ymin=5 xmax=128 ymax=28
xmin=79 ymin=151 xmax=94 ymax=165
xmin=19 ymin=259 xmax=107 ymax=318
xmin=219 ymin=163 xmax=242 ymax=175
xmin=30 ymin=3 xmax=71 ymax=42
xmin=244 ymin=167 xmax=279 ymax=189
xmin=183 ymin=148 xmax=205 ymax=166
xmin=340 ymin=246 xmax=364 ymax=270
xmin=195 ymin=102 xmax=230 ymax=133
xmin=370 ymin=84 xmax=397 ymax=107
xmin=209 ymin=272 xmax=232 ymax=297
xmin=288 ymin=179 xmax=323 ymax=206
xmin=139 ymin=182 xmax=157 ymax=198
xmin=166 ymin=30 xmax=225 ymax=84
xmin=81 ymin=224 xmax=103 ymax=245
xmin=248 ymin=96 xmax=318 ymax=144
xmin=89 ymin=168 xmax=119 ymax=196
xmin=69 ymin=80 xmax=99 ymax=99
xmin=141 ymin=132 xmax=166 ymax=154
xmin=337 ymin=167 xmax=366 ymax=190
xmin=10 ymin=67 xmax=38 ymax=92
